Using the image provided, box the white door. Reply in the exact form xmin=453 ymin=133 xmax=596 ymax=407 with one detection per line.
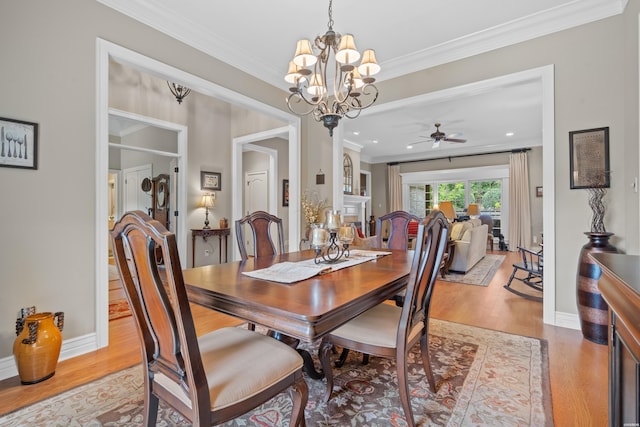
xmin=245 ymin=170 xmax=269 ymax=215
xmin=243 ymin=170 xmax=269 ymax=253
xmin=123 ymin=164 xmax=152 ymax=215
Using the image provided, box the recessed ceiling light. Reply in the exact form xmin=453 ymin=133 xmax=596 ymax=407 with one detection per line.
xmin=353 ymin=131 xmax=360 ymax=136
xmin=506 ymin=132 xmax=514 ymax=137
xmin=406 ymin=144 xmax=413 ymax=150
xmin=372 ymin=139 xmax=379 ymax=144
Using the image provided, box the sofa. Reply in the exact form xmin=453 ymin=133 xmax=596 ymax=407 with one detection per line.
xmin=448 ymin=219 xmax=488 ymax=273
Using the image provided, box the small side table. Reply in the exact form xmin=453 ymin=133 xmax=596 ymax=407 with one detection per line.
xmin=191 ymin=228 xmax=230 ymax=267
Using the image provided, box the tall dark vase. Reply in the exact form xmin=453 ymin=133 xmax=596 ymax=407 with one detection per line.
xmin=576 ymin=232 xmax=618 ymax=344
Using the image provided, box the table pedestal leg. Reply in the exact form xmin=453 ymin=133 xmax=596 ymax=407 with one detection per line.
xmin=267 ymin=330 xmax=323 ymax=379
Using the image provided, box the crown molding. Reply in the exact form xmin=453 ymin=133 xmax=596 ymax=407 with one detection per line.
xmin=379 ymin=0 xmax=627 ymax=82
xmin=98 ymin=0 xmax=626 ymax=91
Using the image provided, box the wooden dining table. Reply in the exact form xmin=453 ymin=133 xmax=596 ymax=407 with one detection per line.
xmin=183 ymin=249 xmax=413 ymax=377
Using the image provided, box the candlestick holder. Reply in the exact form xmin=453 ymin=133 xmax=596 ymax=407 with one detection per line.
xmin=314 ymin=230 xmax=350 ymax=264
xmin=311 ymin=221 xmax=355 ymax=264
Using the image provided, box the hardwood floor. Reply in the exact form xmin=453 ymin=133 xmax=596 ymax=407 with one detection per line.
xmin=0 ymin=250 xmax=608 ymax=425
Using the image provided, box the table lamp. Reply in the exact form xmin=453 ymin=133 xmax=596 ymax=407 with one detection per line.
xmin=466 ymin=203 xmax=480 ymax=218
xmin=200 ymin=193 xmax=215 ymax=229
xmin=438 ymin=201 xmax=457 ymax=221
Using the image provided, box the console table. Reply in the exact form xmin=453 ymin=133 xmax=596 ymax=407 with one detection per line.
xmin=590 ymin=253 xmax=640 ymax=426
xmin=191 ymin=228 xmax=230 ymax=267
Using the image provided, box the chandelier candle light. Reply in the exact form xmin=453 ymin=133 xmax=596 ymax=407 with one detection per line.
xmin=311 ymin=210 xmax=355 ymax=264
xmin=285 ymin=0 xmax=381 ymax=136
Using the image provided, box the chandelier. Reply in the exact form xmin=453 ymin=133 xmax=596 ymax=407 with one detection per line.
xmin=284 ymin=0 xmax=381 ymax=136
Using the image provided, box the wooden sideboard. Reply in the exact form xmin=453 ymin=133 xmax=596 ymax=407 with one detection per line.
xmin=590 ymin=253 xmax=640 ymax=426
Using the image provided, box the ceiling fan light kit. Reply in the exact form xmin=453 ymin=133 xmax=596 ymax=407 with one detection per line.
xmin=284 ymin=0 xmax=380 ymax=136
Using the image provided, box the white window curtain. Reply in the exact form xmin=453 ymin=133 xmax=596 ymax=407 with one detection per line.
xmin=388 ymin=164 xmax=402 ymax=211
xmin=508 ymin=152 xmax=532 ymax=250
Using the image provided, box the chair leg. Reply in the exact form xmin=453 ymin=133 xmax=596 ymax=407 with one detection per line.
xmin=362 ymin=353 xmax=369 ymax=365
xmin=336 ymin=347 xmax=350 ymax=367
xmin=289 ymin=376 xmax=309 ymax=427
xmin=396 ymin=353 xmax=416 ymax=427
xmin=420 ymin=333 xmax=437 ymax=393
xmin=318 ymin=340 xmax=335 ymax=402
xmin=144 ymin=388 xmax=159 ymax=427
xmin=504 ymin=267 xmax=518 ymax=290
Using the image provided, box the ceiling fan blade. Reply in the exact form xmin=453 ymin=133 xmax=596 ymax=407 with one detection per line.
xmin=444 ymin=137 xmax=467 ymax=143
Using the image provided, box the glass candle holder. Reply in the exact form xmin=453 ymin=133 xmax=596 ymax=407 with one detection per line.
xmin=338 ymin=223 xmax=355 ymax=244
xmin=311 ymin=224 xmax=329 ymax=248
xmin=325 ymin=210 xmax=341 ymax=231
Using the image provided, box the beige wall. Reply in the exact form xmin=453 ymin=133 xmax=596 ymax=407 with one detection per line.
xmin=0 ymin=0 xmax=293 ymax=359
xmin=0 ymin=0 xmax=638 ymax=362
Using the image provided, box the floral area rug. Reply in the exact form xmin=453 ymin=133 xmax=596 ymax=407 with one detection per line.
xmin=0 ymin=319 xmax=552 ymax=426
xmin=439 ymin=254 xmax=506 ymax=286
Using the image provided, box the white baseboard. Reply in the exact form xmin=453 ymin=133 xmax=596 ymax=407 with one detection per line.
xmin=0 ymin=333 xmax=98 ymax=381
xmin=554 ymin=311 xmax=581 ymax=330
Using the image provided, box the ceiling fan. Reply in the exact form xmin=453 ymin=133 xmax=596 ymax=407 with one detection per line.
xmin=407 ymin=123 xmax=467 ymax=149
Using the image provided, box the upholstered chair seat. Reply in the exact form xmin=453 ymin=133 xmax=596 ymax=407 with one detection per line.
xmin=159 ymin=327 xmax=303 ymax=411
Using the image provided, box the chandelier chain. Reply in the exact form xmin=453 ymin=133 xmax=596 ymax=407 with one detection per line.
xmin=327 ymin=0 xmax=334 ymax=30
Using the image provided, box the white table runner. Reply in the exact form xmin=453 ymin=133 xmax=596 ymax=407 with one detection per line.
xmin=241 ymin=249 xmax=392 ymax=284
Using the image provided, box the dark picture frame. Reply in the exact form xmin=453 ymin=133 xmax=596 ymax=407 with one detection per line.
xmin=201 ymin=171 xmax=221 ymax=191
xmin=569 ymin=127 xmax=610 ymax=189
xmin=282 ymin=179 xmax=289 ymax=207
xmin=0 ymin=117 xmax=38 ymax=170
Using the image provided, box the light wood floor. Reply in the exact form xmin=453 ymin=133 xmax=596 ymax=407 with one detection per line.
xmin=0 ymin=250 xmax=608 ymax=425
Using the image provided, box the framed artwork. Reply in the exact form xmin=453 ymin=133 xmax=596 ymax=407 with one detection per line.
xmin=536 ymin=186 xmax=543 ymax=197
xmin=201 ymin=171 xmax=221 ymax=191
xmin=569 ymin=127 xmax=610 ymax=189
xmin=282 ymin=179 xmax=289 ymax=207
xmin=0 ymin=117 xmax=38 ymax=170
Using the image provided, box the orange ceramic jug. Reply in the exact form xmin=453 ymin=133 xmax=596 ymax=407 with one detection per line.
xmin=13 ymin=312 xmax=64 ymax=384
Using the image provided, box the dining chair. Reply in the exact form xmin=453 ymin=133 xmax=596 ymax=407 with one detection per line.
xmin=338 ymin=210 xmax=422 ymax=366
xmin=375 ymin=210 xmax=421 ymax=250
xmin=318 ymin=210 xmax=449 ymax=427
xmin=110 ymin=211 xmax=307 ymax=426
xmin=235 ymin=211 xmax=285 ymax=261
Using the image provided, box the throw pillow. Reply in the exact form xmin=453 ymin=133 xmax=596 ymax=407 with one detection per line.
xmin=450 ymin=222 xmax=465 ymax=240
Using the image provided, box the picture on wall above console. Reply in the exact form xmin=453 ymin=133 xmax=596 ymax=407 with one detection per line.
xmin=201 ymin=171 xmax=221 ymax=191
xmin=0 ymin=117 xmax=38 ymax=170
xmin=569 ymin=127 xmax=610 ymax=189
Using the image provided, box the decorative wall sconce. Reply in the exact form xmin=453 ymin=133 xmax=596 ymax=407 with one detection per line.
xmin=167 ymin=81 xmax=192 ymax=104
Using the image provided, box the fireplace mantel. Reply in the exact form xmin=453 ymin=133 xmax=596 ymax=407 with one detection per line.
xmin=343 ymin=194 xmax=371 ymax=234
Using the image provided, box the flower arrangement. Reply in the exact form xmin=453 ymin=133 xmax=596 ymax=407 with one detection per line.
xmin=301 ymin=190 xmax=327 ymax=225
